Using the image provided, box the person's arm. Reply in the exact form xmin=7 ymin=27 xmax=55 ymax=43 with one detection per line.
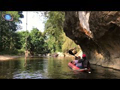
xmin=81 ymin=59 xmax=84 ymax=62
xmin=78 ymin=59 xmax=83 ymax=63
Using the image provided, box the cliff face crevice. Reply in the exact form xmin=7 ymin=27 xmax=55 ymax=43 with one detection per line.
xmin=63 ymin=11 xmax=120 ymax=69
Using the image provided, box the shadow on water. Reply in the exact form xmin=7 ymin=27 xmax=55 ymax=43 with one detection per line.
xmin=0 ymin=57 xmax=120 ymax=79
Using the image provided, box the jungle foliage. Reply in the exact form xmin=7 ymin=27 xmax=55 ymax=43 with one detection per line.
xmin=0 ymin=11 xmax=79 ymax=55
xmin=44 ymin=11 xmax=79 ymax=53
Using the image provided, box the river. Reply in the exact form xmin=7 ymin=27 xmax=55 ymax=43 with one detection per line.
xmin=0 ymin=57 xmax=120 ymax=79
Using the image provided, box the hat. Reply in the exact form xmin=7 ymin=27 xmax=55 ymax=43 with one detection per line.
xmin=82 ymin=54 xmax=86 ymax=57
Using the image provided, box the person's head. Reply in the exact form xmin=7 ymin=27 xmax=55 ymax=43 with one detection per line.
xmin=82 ymin=54 xmax=86 ymax=60
xmin=78 ymin=56 xmax=81 ymax=60
xmin=75 ymin=56 xmax=78 ymax=60
xmin=82 ymin=54 xmax=86 ymax=57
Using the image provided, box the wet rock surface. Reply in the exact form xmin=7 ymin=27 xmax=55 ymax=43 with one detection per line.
xmin=63 ymin=11 xmax=120 ymax=69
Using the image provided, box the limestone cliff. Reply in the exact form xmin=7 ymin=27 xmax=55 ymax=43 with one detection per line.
xmin=63 ymin=11 xmax=120 ymax=69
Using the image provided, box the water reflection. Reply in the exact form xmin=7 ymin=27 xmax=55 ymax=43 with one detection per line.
xmin=0 ymin=57 xmax=120 ymax=79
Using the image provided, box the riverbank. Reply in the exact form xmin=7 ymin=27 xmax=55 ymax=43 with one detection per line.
xmin=0 ymin=53 xmax=74 ymax=61
xmin=0 ymin=55 xmax=23 ymax=61
xmin=0 ymin=50 xmax=79 ymax=61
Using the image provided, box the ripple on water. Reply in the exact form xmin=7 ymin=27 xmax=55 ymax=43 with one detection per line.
xmin=2 ymin=57 xmax=120 ymax=79
xmin=13 ymin=70 xmax=47 ymax=79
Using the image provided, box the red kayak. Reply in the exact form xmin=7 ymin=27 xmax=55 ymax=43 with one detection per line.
xmin=68 ymin=62 xmax=91 ymax=72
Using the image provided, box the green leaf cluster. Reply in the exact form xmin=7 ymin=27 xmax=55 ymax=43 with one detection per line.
xmin=17 ymin=28 xmax=50 ymax=55
xmin=44 ymin=11 xmax=79 ymax=53
xmin=0 ymin=11 xmax=80 ymax=55
xmin=0 ymin=11 xmax=24 ymax=54
xmin=44 ymin=11 xmax=65 ymax=53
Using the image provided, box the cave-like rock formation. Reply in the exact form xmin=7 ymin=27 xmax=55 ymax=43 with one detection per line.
xmin=63 ymin=11 xmax=120 ymax=69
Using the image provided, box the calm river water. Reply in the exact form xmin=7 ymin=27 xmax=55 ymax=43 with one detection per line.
xmin=0 ymin=57 xmax=120 ymax=79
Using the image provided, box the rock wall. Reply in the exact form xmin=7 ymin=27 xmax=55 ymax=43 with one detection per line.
xmin=63 ymin=11 xmax=120 ymax=69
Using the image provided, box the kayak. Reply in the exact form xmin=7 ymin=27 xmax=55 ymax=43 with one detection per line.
xmin=68 ymin=62 xmax=91 ymax=72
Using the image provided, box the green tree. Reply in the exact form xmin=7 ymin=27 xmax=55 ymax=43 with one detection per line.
xmin=44 ymin=11 xmax=80 ymax=54
xmin=0 ymin=11 xmax=24 ymax=54
xmin=16 ymin=31 xmax=29 ymax=50
xmin=62 ymin=33 xmax=79 ymax=53
xmin=44 ymin=11 xmax=65 ymax=53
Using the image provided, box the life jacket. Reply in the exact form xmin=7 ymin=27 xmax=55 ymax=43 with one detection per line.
xmin=76 ymin=63 xmax=82 ymax=68
xmin=74 ymin=60 xmax=78 ymax=64
xmin=83 ymin=59 xmax=89 ymax=68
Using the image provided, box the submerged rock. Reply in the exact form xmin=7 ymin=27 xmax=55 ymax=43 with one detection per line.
xmin=63 ymin=11 xmax=120 ymax=69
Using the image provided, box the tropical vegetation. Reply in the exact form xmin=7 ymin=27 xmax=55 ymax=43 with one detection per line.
xmin=0 ymin=11 xmax=79 ymax=56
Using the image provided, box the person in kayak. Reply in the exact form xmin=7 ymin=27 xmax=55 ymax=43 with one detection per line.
xmin=82 ymin=54 xmax=90 ymax=69
xmin=74 ymin=56 xmax=79 ymax=65
xmin=75 ymin=54 xmax=90 ymax=69
xmin=76 ymin=56 xmax=83 ymax=69
xmin=71 ymin=56 xmax=78 ymax=65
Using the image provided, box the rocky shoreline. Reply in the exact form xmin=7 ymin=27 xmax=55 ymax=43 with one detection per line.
xmin=0 ymin=55 xmax=23 ymax=61
xmin=0 ymin=52 xmax=74 ymax=61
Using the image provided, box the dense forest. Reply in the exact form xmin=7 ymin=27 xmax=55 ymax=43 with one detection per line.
xmin=0 ymin=11 xmax=79 ymax=56
xmin=0 ymin=11 xmax=24 ymax=54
